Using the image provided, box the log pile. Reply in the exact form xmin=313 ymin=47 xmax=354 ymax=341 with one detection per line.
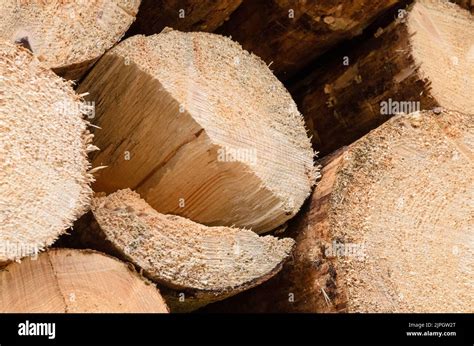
xmin=59 ymin=189 xmax=294 ymax=312
xmin=0 ymin=0 xmax=472 ymax=314
xmin=201 ymin=109 xmax=474 ymax=313
xmin=0 ymin=0 xmax=140 ymax=79
xmin=217 ymin=0 xmax=402 ymax=79
xmin=290 ymin=0 xmax=474 ymax=155
xmin=77 ymin=29 xmax=316 ymax=233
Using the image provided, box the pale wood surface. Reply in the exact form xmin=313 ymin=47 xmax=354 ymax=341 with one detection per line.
xmin=0 ymin=42 xmax=92 ymax=262
xmin=201 ymin=110 xmax=474 ymax=313
xmin=0 ymin=249 xmax=169 ymax=312
xmin=0 ymin=0 xmax=140 ymax=79
xmin=79 ymin=30 xmax=316 ymax=233
xmin=62 ymin=189 xmax=295 ymax=311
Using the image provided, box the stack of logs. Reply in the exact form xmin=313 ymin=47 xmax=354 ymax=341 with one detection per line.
xmin=0 ymin=0 xmax=472 ymax=313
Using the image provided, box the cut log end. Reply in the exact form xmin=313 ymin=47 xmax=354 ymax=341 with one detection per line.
xmin=0 ymin=42 xmax=92 ymax=263
xmin=201 ymin=109 xmax=473 ymax=313
xmin=408 ymin=0 xmax=474 ymax=114
xmin=0 ymin=0 xmax=141 ymax=79
xmin=64 ymin=189 xmax=295 ymax=311
xmin=329 ymin=109 xmax=473 ymax=312
xmin=292 ymin=0 xmax=474 ymax=156
xmin=79 ymin=29 xmax=316 ymax=233
xmin=0 ymin=248 xmax=169 ymax=313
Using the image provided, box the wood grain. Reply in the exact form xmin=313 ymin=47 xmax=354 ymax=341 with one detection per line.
xmin=0 ymin=249 xmax=169 ymax=312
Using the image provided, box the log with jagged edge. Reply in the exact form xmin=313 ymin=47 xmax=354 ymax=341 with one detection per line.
xmin=126 ymin=0 xmax=242 ymax=36
xmin=0 ymin=248 xmax=169 ymax=312
xmin=217 ymin=0 xmax=401 ymax=79
xmin=0 ymin=0 xmax=140 ymax=80
xmin=290 ymin=0 xmax=474 ymax=156
xmin=78 ymin=29 xmax=316 ymax=233
xmin=451 ymin=0 xmax=474 ymax=12
xmin=59 ymin=189 xmax=295 ymax=312
xmin=200 ymin=109 xmax=474 ymax=313
xmin=0 ymin=42 xmax=93 ymax=264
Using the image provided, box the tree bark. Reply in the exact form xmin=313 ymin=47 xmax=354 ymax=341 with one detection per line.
xmin=289 ymin=0 xmax=474 ymax=156
xmin=200 ymin=110 xmax=474 ymax=313
xmin=0 ymin=42 xmax=92 ymax=263
xmin=0 ymin=248 xmax=169 ymax=312
xmin=451 ymin=0 xmax=474 ymax=12
xmin=59 ymin=189 xmax=295 ymax=312
xmin=217 ymin=0 xmax=400 ymax=79
xmin=78 ymin=29 xmax=316 ymax=233
xmin=0 ymin=0 xmax=140 ymax=80
xmin=127 ymin=0 xmax=242 ymax=36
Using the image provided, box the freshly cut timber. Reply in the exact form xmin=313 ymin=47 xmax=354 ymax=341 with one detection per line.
xmin=0 ymin=42 xmax=92 ymax=263
xmin=0 ymin=0 xmax=140 ymax=80
xmin=201 ymin=110 xmax=474 ymax=313
xmin=0 ymin=249 xmax=169 ymax=312
xmin=78 ymin=29 xmax=316 ymax=233
xmin=291 ymin=0 xmax=474 ymax=156
xmin=217 ymin=0 xmax=400 ymax=79
xmin=127 ymin=0 xmax=242 ymax=35
xmin=63 ymin=189 xmax=295 ymax=312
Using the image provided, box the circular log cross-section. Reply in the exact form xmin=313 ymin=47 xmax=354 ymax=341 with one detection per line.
xmin=0 ymin=42 xmax=92 ymax=263
xmin=79 ymin=30 xmax=316 ymax=233
xmin=0 ymin=0 xmax=141 ymax=80
xmin=200 ymin=110 xmax=474 ymax=313
xmin=65 ymin=189 xmax=295 ymax=311
xmin=0 ymin=249 xmax=169 ymax=313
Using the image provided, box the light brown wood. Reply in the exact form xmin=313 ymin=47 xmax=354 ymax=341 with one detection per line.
xmin=78 ymin=29 xmax=316 ymax=233
xmin=217 ymin=0 xmax=400 ymax=79
xmin=0 ymin=0 xmax=140 ymax=80
xmin=0 ymin=41 xmax=92 ymax=263
xmin=0 ymin=248 xmax=169 ymax=312
xmin=201 ymin=110 xmax=474 ymax=313
xmin=61 ymin=189 xmax=295 ymax=312
xmin=291 ymin=0 xmax=474 ymax=156
xmin=127 ymin=0 xmax=242 ymax=35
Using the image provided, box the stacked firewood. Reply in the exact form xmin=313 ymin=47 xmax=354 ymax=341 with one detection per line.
xmin=0 ymin=0 xmax=472 ymax=313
